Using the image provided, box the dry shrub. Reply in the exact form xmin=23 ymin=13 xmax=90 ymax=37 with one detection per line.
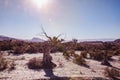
xmin=93 ymin=51 xmax=104 ymax=61
xmin=7 ymin=60 xmax=15 ymax=70
xmin=57 ymin=44 xmax=65 ymax=52
xmin=63 ymin=50 xmax=70 ymax=60
xmin=0 ymin=40 xmax=12 ymax=51
xmin=88 ymin=50 xmax=113 ymax=61
xmin=88 ymin=50 xmax=104 ymax=61
xmin=0 ymin=53 xmax=15 ymax=71
xmin=25 ymin=45 xmax=38 ymax=53
xmin=63 ymin=50 xmax=75 ymax=60
xmin=69 ymin=50 xmax=75 ymax=56
xmin=27 ymin=57 xmax=43 ymax=69
xmin=73 ymin=54 xmax=86 ymax=66
xmin=81 ymin=51 xmax=87 ymax=58
xmin=104 ymin=67 xmax=120 ymax=79
xmin=63 ymin=50 xmax=87 ymax=66
xmin=12 ymin=46 xmax=24 ymax=55
xmin=0 ymin=53 xmax=7 ymax=71
xmin=114 ymin=49 xmax=120 ymax=55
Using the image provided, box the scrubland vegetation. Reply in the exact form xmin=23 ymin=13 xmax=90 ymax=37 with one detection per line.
xmin=0 ymin=40 xmax=120 ymax=56
xmin=0 ymin=39 xmax=120 ymax=79
xmin=104 ymin=67 xmax=120 ymax=80
xmin=0 ymin=53 xmax=7 ymax=71
xmin=0 ymin=40 xmax=120 ymax=66
xmin=0 ymin=52 xmax=15 ymax=71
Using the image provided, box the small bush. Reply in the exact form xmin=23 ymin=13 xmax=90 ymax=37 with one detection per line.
xmin=57 ymin=45 xmax=65 ymax=52
xmin=81 ymin=51 xmax=87 ymax=58
xmin=104 ymin=67 xmax=120 ymax=79
xmin=63 ymin=50 xmax=70 ymax=60
xmin=12 ymin=46 xmax=24 ymax=55
xmin=93 ymin=51 xmax=104 ymax=61
xmin=73 ymin=54 xmax=86 ymax=66
xmin=25 ymin=45 xmax=38 ymax=53
xmin=114 ymin=49 xmax=120 ymax=55
xmin=0 ymin=41 xmax=12 ymax=51
xmin=88 ymin=50 xmax=104 ymax=61
xmin=0 ymin=53 xmax=7 ymax=71
xmin=63 ymin=50 xmax=75 ymax=60
xmin=27 ymin=57 xmax=43 ymax=69
xmin=69 ymin=50 xmax=75 ymax=56
xmin=7 ymin=60 xmax=15 ymax=70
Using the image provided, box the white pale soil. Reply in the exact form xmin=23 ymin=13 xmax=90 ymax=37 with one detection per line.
xmin=0 ymin=51 xmax=120 ymax=80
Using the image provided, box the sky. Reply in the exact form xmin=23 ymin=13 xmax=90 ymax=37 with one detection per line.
xmin=0 ymin=0 xmax=120 ymax=40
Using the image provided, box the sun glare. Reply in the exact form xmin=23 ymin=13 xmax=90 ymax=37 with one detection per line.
xmin=31 ymin=0 xmax=49 ymax=8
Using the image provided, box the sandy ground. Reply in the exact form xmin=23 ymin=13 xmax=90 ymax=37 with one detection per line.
xmin=0 ymin=51 xmax=120 ymax=80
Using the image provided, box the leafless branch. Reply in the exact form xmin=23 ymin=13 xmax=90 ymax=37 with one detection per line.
xmin=56 ymin=33 xmax=63 ymax=39
xmin=41 ymin=27 xmax=52 ymax=41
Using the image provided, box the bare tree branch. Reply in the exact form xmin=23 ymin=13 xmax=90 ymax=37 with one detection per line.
xmin=56 ymin=33 xmax=63 ymax=39
xmin=41 ymin=27 xmax=52 ymax=41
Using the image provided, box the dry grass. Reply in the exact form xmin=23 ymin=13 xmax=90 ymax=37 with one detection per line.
xmin=0 ymin=52 xmax=15 ymax=71
xmin=0 ymin=53 xmax=7 ymax=71
xmin=73 ymin=54 xmax=86 ymax=66
xmin=104 ymin=67 xmax=120 ymax=79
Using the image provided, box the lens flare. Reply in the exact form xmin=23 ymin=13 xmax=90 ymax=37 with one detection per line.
xmin=31 ymin=0 xmax=49 ymax=8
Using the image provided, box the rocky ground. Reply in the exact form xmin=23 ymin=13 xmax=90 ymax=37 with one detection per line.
xmin=0 ymin=51 xmax=120 ymax=80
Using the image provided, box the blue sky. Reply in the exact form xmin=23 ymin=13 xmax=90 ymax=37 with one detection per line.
xmin=0 ymin=0 xmax=120 ymax=40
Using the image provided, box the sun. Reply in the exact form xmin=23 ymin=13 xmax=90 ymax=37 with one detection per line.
xmin=31 ymin=0 xmax=49 ymax=8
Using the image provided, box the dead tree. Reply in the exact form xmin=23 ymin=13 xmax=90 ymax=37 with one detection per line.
xmin=41 ymin=28 xmax=63 ymax=69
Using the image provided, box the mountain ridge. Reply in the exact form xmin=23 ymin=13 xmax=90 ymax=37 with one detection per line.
xmin=0 ymin=35 xmax=45 ymax=42
xmin=0 ymin=35 xmax=119 ymax=42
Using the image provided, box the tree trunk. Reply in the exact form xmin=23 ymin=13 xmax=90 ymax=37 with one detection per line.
xmin=43 ymin=49 xmax=52 ymax=68
xmin=42 ymin=42 xmax=56 ymax=69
